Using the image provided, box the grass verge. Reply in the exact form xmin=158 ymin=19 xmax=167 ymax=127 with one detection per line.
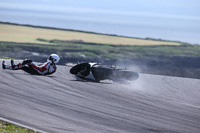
xmin=0 ymin=120 xmax=38 ymax=133
xmin=0 ymin=56 xmax=22 ymax=60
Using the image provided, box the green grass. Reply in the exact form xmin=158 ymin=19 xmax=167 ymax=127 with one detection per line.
xmin=0 ymin=22 xmax=182 ymax=46
xmin=0 ymin=120 xmax=38 ymax=133
xmin=1 ymin=39 xmax=200 ymax=62
xmin=0 ymin=56 xmax=22 ymax=60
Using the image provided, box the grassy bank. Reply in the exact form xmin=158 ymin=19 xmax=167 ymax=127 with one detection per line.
xmin=0 ymin=120 xmax=38 ymax=133
xmin=0 ymin=40 xmax=200 ymax=61
xmin=0 ymin=22 xmax=182 ymax=46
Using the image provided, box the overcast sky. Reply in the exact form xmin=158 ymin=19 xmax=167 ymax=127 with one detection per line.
xmin=0 ymin=0 xmax=199 ymax=18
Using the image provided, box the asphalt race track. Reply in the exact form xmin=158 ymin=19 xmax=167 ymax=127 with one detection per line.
xmin=0 ymin=59 xmax=200 ymax=133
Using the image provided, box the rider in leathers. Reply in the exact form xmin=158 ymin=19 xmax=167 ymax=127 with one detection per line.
xmin=2 ymin=54 xmax=60 ymax=75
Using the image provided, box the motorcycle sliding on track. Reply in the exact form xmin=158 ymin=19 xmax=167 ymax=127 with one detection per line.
xmin=70 ymin=62 xmax=139 ymax=83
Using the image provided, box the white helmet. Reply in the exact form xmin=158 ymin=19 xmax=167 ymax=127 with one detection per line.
xmin=47 ymin=54 xmax=60 ymax=64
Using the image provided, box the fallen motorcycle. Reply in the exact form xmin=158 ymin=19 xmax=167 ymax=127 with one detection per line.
xmin=70 ymin=62 xmax=139 ymax=83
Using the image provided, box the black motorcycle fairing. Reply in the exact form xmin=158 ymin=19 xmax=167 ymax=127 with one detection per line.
xmin=91 ymin=65 xmax=115 ymax=81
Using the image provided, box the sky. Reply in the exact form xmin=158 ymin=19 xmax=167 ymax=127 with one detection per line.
xmin=1 ymin=0 xmax=199 ymax=16
xmin=0 ymin=0 xmax=200 ymax=43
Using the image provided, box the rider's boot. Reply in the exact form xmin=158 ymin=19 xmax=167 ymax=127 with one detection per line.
xmin=11 ymin=60 xmax=15 ymax=70
xmin=2 ymin=60 xmax=12 ymax=69
xmin=2 ymin=60 xmax=6 ymax=69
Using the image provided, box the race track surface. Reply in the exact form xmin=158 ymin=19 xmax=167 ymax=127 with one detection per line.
xmin=0 ymin=59 xmax=200 ymax=133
